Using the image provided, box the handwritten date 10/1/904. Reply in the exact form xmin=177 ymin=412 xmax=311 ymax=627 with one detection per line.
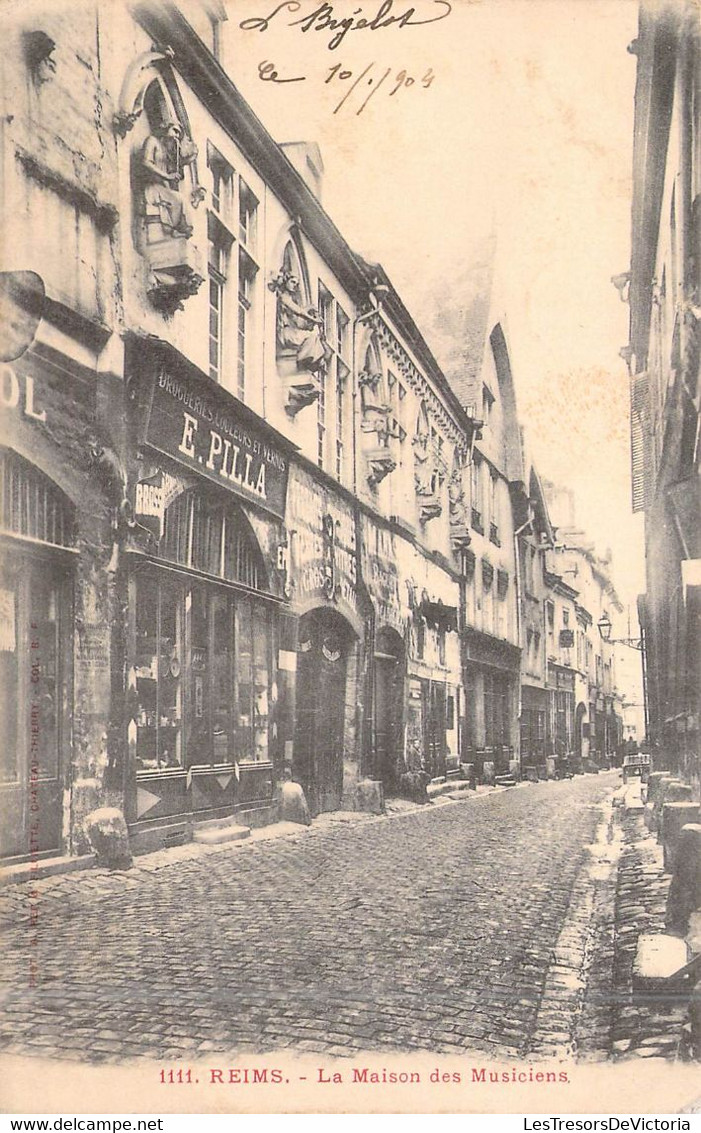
xmin=258 ymin=59 xmax=435 ymax=115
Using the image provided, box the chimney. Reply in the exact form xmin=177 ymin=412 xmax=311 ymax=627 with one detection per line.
xmin=280 ymin=142 xmax=324 ymax=202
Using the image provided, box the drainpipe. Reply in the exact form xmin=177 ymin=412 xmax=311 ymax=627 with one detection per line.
xmin=513 ymin=510 xmax=534 ymax=771
xmin=352 ymin=288 xmax=388 ymax=780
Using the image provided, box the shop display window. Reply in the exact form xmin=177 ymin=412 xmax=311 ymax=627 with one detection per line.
xmin=134 ymin=572 xmax=272 ymax=774
xmin=134 ymin=574 xmax=183 ymax=771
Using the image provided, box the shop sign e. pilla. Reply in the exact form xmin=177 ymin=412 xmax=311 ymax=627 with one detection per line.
xmin=141 ymin=365 xmax=290 ymax=520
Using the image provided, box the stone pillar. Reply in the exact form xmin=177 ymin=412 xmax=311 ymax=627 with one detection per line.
xmin=661 ymin=802 xmax=701 ymax=871
xmin=653 ymin=779 xmax=693 ymax=835
xmin=666 ymin=823 xmax=701 ymax=934
xmin=277 ymin=612 xmax=299 ymax=781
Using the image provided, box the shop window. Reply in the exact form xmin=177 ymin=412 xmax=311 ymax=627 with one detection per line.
xmin=235 ymin=599 xmax=271 ymax=762
xmin=134 ymin=574 xmax=184 ymax=772
xmin=160 ymin=490 xmax=265 ymax=590
xmin=0 ymin=451 xmax=73 ymax=859
xmin=134 ymin=574 xmax=272 ymax=773
xmin=0 ymin=448 xmax=74 ymax=548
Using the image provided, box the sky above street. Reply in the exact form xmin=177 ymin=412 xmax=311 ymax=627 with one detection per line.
xmin=224 ymin=0 xmax=644 ymax=609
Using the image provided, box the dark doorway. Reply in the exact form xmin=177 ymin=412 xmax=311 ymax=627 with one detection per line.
xmin=294 ymin=609 xmax=354 ymax=815
xmin=574 ymin=702 xmax=587 ymax=763
xmin=374 ymin=627 xmax=405 ymax=788
xmin=0 ymin=550 xmax=71 ymax=860
xmin=425 ymin=681 xmax=447 ymax=779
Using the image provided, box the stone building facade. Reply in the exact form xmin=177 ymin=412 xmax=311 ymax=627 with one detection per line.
xmin=627 ymin=0 xmax=700 ymax=787
xmin=0 ymin=0 xmax=485 ymax=862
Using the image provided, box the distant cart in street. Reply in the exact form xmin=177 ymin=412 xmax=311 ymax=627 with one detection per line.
xmin=622 ymin=750 xmax=651 ymax=783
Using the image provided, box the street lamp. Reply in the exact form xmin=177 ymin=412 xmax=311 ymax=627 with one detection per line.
xmin=597 ymin=612 xmax=643 ymax=650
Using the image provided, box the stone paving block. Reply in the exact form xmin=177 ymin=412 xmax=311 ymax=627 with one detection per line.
xmin=0 ymin=773 xmax=628 ymax=1064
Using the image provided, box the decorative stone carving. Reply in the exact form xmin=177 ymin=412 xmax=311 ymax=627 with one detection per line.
xmin=137 ymin=122 xmax=204 ymax=313
xmin=366 ymin=448 xmax=397 ymax=489
xmin=284 ymin=379 xmax=321 ymax=418
xmin=419 ymin=498 xmax=443 ymax=524
xmin=448 ymin=466 xmax=471 ymax=547
xmin=24 ymin=31 xmax=56 ymax=84
xmin=269 ymin=270 xmax=331 ymax=375
xmin=413 ymin=428 xmax=432 ymax=495
xmin=359 ymin=369 xmax=392 ymax=434
xmin=115 ymin=46 xmax=175 ymax=136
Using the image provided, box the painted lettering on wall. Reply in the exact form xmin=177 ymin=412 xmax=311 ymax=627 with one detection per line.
xmin=0 ymin=366 xmax=46 ymax=423
xmin=287 ymin=468 xmax=358 ymax=612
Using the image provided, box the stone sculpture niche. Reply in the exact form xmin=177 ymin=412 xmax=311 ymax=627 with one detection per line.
xmin=269 ymin=264 xmax=332 ymax=417
xmin=137 ymin=120 xmax=204 ymax=313
xmin=117 ymin=58 xmax=205 ymax=315
xmin=359 ymin=368 xmax=397 ymax=488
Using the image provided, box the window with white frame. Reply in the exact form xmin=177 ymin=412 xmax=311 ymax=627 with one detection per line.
xmin=207 ymin=215 xmax=231 ymax=384
xmin=471 ymin=457 xmax=484 ymax=532
xmin=489 ymin=472 xmax=500 ymax=545
xmin=206 ymin=145 xmax=258 ymax=399
xmin=315 ymin=282 xmax=349 ymax=479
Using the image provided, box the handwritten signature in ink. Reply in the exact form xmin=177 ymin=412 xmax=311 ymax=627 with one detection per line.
xmin=258 ymin=60 xmax=306 ymax=82
xmin=241 ymin=0 xmax=453 ymax=52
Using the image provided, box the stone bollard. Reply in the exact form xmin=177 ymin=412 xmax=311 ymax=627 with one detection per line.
xmin=646 ymin=771 xmax=672 ymax=804
xmin=398 ymin=770 xmax=430 ymax=803
xmin=482 ymin=761 xmax=495 ymax=786
xmin=84 ymin=808 xmax=133 ymax=870
xmin=460 ymin=763 xmax=476 ymax=788
xmin=278 ymin=780 xmax=311 ymax=826
xmin=355 ymin=779 xmax=384 ymax=815
xmin=545 ymin=758 xmax=557 ymax=780
xmin=666 ymin=823 xmax=701 ymax=934
xmin=653 ymin=779 xmax=693 ymax=835
xmin=661 ymin=802 xmax=701 ymax=872
xmin=645 ymin=772 xmax=672 ymax=830
xmin=525 ymin=765 xmax=539 ymax=783
xmin=508 ymin=759 xmax=521 ymax=781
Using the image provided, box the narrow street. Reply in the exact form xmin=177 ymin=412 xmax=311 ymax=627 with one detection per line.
xmin=0 ymin=774 xmax=622 ymax=1064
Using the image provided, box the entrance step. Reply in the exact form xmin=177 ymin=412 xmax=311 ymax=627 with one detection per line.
xmin=495 ymin=775 xmax=517 ymax=788
xmin=192 ymin=817 xmax=251 ymax=846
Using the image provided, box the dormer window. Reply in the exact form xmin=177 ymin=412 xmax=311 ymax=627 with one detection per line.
xmin=482 ymin=384 xmax=495 ymax=423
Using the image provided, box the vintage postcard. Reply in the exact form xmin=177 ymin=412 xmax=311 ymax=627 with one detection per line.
xmin=0 ymin=0 xmax=699 ymax=1117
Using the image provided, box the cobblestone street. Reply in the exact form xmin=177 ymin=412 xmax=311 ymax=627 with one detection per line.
xmin=0 ymin=774 xmax=635 ymax=1065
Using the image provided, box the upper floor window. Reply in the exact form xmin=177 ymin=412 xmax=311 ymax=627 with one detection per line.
xmin=208 ymin=146 xmax=234 ymax=224
xmin=315 ymin=282 xmax=350 ymax=478
xmin=482 ymin=384 xmax=495 ymax=424
xmin=546 ymin=601 xmax=555 ymax=641
xmin=239 ymin=180 xmax=258 ymax=255
xmin=471 ymin=457 xmax=484 ymax=532
xmin=207 ymin=214 xmax=232 ymax=384
xmin=206 ymin=145 xmax=258 ymax=399
xmin=489 ymin=473 xmax=500 ymax=545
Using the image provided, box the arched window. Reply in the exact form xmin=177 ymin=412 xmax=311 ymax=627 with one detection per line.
xmin=160 ymin=489 xmax=266 ymax=591
xmin=0 ymin=448 xmax=75 ymax=548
